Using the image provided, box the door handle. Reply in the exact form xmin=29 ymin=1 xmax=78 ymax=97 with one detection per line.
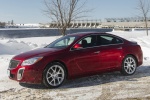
xmin=94 ymin=51 xmax=100 ymax=54
xmin=117 ymin=47 xmax=122 ymax=50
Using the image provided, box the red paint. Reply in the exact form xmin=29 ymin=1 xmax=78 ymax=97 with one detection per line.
xmin=8 ymin=32 xmax=143 ymax=84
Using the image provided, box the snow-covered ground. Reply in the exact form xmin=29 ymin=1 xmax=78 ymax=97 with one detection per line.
xmin=0 ymin=31 xmax=150 ymax=99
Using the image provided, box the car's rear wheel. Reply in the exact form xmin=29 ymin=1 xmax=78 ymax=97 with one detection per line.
xmin=121 ymin=55 xmax=137 ymax=75
xmin=43 ymin=62 xmax=66 ymax=88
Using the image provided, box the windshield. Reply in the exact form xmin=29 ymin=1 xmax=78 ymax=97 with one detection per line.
xmin=45 ymin=35 xmax=78 ymax=49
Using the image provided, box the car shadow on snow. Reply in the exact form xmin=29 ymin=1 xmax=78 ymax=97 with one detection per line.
xmin=19 ymin=65 xmax=150 ymax=89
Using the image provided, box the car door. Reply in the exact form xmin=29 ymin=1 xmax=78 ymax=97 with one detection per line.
xmin=71 ymin=35 xmax=101 ymax=72
xmin=96 ymin=35 xmax=123 ymax=70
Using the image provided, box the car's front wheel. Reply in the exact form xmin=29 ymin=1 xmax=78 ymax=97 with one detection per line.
xmin=43 ymin=62 xmax=66 ymax=88
xmin=121 ymin=55 xmax=137 ymax=75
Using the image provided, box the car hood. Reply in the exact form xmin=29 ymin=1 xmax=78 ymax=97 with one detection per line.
xmin=13 ymin=48 xmax=61 ymax=60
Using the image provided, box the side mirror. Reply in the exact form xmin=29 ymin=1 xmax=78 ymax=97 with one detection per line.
xmin=73 ymin=44 xmax=83 ymax=49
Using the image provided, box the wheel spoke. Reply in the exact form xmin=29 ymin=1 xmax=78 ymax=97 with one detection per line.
xmin=127 ymin=67 xmax=130 ymax=72
xmin=51 ymin=68 xmax=55 ymax=73
xmin=131 ymin=67 xmax=134 ymax=71
xmin=129 ymin=68 xmax=131 ymax=72
xmin=124 ymin=61 xmax=128 ymax=63
xmin=131 ymin=65 xmax=135 ymax=69
xmin=48 ymin=72 xmax=53 ymax=76
xmin=54 ymin=65 xmax=58 ymax=72
xmin=127 ymin=58 xmax=130 ymax=63
xmin=53 ymin=79 xmax=56 ymax=86
xmin=124 ymin=64 xmax=128 ymax=69
xmin=57 ymin=69 xmax=62 ymax=74
xmin=57 ymin=77 xmax=61 ymax=84
xmin=47 ymin=75 xmax=52 ymax=79
xmin=50 ymin=78 xmax=54 ymax=84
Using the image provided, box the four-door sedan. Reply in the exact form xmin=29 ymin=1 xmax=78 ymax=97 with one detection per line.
xmin=8 ymin=32 xmax=143 ymax=88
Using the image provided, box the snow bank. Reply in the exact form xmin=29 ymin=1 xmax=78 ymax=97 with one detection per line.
xmin=0 ymin=36 xmax=61 ymax=79
xmin=0 ymin=36 xmax=61 ymax=55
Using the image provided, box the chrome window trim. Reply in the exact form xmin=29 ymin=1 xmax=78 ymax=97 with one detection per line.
xmin=70 ymin=33 xmax=124 ymax=51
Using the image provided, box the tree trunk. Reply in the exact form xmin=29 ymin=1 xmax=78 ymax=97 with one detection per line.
xmin=145 ymin=20 xmax=149 ymax=36
xmin=60 ymin=28 xmax=66 ymax=36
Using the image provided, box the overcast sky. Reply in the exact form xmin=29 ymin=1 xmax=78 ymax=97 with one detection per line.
xmin=0 ymin=0 xmax=148 ymax=24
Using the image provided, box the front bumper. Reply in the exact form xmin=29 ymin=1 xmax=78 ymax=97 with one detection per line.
xmin=8 ymin=65 xmax=43 ymax=84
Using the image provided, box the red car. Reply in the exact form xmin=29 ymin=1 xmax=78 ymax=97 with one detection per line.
xmin=8 ymin=32 xmax=143 ymax=88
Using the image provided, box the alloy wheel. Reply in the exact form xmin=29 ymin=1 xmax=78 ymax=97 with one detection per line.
xmin=43 ymin=62 xmax=66 ymax=88
xmin=121 ymin=56 xmax=137 ymax=75
xmin=46 ymin=65 xmax=65 ymax=87
xmin=123 ymin=57 xmax=136 ymax=74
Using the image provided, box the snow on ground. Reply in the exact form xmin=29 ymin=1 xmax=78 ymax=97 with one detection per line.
xmin=0 ymin=31 xmax=150 ymax=99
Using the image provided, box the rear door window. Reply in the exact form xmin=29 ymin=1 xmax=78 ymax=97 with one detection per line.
xmin=97 ymin=35 xmax=123 ymax=46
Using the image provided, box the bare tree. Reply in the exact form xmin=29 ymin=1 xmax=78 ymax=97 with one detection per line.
xmin=44 ymin=0 xmax=89 ymax=36
xmin=0 ymin=22 xmax=6 ymax=28
xmin=137 ymin=0 xmax=150 ymax=36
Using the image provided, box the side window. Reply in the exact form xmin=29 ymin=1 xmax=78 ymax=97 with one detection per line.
xmin=78 ymin=35 xmax=96 ymax=48
xmin=97 ymin=35 xmax=123 ymax=45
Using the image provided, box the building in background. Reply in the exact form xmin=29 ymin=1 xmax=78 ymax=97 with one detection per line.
xmin=2 ymin=17 xmax=150 ymax=30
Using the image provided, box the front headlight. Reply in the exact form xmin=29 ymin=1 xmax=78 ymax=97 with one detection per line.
xmin=21 ymin=57 xmax=43 ymax=66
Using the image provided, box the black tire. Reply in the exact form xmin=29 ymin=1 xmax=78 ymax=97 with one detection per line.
xmin=120 ymin=55 xmax=137 ymax=75
xmin=43 ymin=62 xmax=66 ymax=88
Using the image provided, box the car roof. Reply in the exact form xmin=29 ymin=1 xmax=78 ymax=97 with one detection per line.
xmin=67 ymin=32 xmax=126 ymax=41
xmin=67 ymin=32 xmax=107 ymax=37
